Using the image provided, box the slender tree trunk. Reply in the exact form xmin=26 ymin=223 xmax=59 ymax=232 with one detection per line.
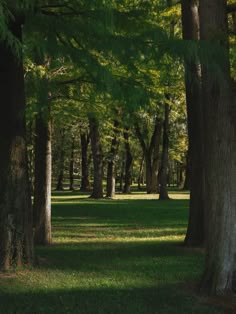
xmin=181 ymin=0 xmax=205 ymax=246
xmin=0 ymin=20 xmax=34 ymax=270
xmin=69 ymin=136 xmax=75 ymax=191
xmin=80 ymin=133 xmax=90 ymax=191
xmin=33 ymin=109 xmax=52 ymax=245
xmin=199 ymin=0 xmax=236 ymax=295
xmin=138 ymin=154 xmax=145 ymax=190
xmin=56 ymin=128 xmax=65 ymax=191
xmin=159 ymin=104 xmax=170 ymax=200
xmin=106 ymin=120 xmax=119 ymax=198
xmin=89 ymin=117 xmax=103 ymax=198
xmin=123 ymin=129 xmax=133 ymax=193
xmin=136 ymin=118 xmax=162 ymax=194
xmin=119 ymin=155 xmax=125 ymax=191
xmin=145 ymin=155 xmax=155 ymax=194
xmin=26 ymin=121 xmax=34 ymax=196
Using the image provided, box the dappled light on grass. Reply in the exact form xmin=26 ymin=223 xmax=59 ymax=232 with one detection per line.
xmin=51 ymin=191 xmax=190 ymax=204
xmin=0 ymin=191 xmax=224 ymax=314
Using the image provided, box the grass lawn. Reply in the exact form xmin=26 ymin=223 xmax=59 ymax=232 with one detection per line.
xmin=0 ymin=192 xmax=226 ymax=313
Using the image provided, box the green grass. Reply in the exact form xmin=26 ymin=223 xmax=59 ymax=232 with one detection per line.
xmin=0 ymin=192 xmax=225 ymax=314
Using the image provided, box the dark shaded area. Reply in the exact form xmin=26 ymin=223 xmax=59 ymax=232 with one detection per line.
xmin=0 ymin=285 xmax=224 ymax=314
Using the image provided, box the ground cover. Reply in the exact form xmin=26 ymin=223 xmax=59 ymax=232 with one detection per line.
xmin=0 ymin=192 xmax=225 ymax=313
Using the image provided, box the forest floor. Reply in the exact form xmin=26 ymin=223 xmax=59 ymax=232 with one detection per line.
xmin=0 ymin=191 xmax=228 ymax=313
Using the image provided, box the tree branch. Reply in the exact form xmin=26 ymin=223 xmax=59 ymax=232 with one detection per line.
xmin=55 ymin=77 xmax=93 ymax=85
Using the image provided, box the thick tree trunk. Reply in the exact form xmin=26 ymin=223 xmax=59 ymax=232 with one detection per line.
xmin=181 ymin=0 xmax=205 ymax=246
xmin=0 ymin=20 xmax=34 ymax=270
xmin=199 ymin=0 xmax=236 ymax=295
xmin=56 ymin=128 xmax=65 ymax=191
xmin=80 ymin=133 xmax=90 ymax=192
xmin=69 ymin=136 xmax=75 ymax=191
xmin=159 ymin=104 xmax=170 ymax=200
xmin=123 ymin=129 xmax=133 ymax=193
xmin=89 ymin=117 xmax=103 ymax=198
xmin=106 ymin=120 xmax=119 ymax=198
xmin=183 ymin=152 xmax=190 ymax=190
xmin=33 ymin=110 xmax=52 ymax=245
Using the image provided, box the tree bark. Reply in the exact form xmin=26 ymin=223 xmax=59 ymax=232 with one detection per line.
xmin=80 ymin=132 xmax=90 ymax=191
xmin=56 ymin=128 xmax=65 ymax=191
xmin=26 ymin=121 xmax=35 ymax=196
xmin=199 ymin=0 xmax=236 ymax=295
xmin=123 ymin=129 xmax=133 ymax=193
xmin=89 ymin=116 xmax=103 ymax=198
xmin=69 ymin=136 xmax=75 ymax=191
xmin=0 ymin=20 xmax=34 ymax=270
xmin=135 ymin=118 xmax=162 ymax=194
xmin=159 ymin=104 xmax=170 ymax=200
xmin=183 ymin=152 xmax=190 ymax=190
xmin=181 ymin=0 xmax=205 ymax=246
xmin=106 ymin=120 xmax=119 ymax=198
xmin=33 ymin=109 xmax=52 ymax=245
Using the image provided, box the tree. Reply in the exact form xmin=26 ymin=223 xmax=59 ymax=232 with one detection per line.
xmin=80 ymin=132 xmax=91 ymax=192
xmin=89 ymin=115 xmax=104 ymax=199
xmin=181 ymin=0 xmax=205 ymax=246
xmin=69 ymin=135 xmax=75 ymax=191
xmin=0 ymin=14 xmax=33 ymax=269
xmin=33 ymin=105 xmax=52 ymax=245
xmin=159 ymin=102 xmax=170 ymax=200
xmin=135 ymin=116 xmax=163 ymax=194
xmin=123 ymin=128 xmax=133 ymax=193
xmin=56 ymin=128 xmax=66 ymax=191
xmin=106 ymin=120 xmax=119 ymax=198
xmin=199 ymin=0 xmax=236 ymax=295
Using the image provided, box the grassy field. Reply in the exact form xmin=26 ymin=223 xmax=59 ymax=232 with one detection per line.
xmin=0 ymin=192 xmax=226 ymax=314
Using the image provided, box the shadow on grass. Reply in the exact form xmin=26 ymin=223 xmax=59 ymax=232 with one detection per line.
xmin=35 ymin=240 xmax=203 ymax=280
xmin=0 ymin=285 xmax=224 ymax=314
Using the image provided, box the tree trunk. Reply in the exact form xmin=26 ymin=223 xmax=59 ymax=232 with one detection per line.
xmin=199 ymin=0 xmax=236 ymax=295
xmin=106 ymin=120 xmax=119 ymax=198
xmin=33 ymin=110 xmax=52 ymax=245
xmin=181 ymin=0 xmax=205 ymax=247
xmin=80 ymin=133 xmax=90 ymax=191
xmin=145 ymin=154 xmax=155 ymax=194
xmin=159 ymin=104 xmax=170 ymax=200
xmin=56 ymin=128 xmax=65 ymax=191
xmin=69 ymin=136 xmax=75 ymax=191
xmin=0 ymin=20 xmax=34 ymax=270
xmin=119 ymin=155 xmax=125 ymax=191
xmin=135 ymin=118 xmax=162 ymax=194
xmin=123 ymin=129 xmax=133 ymax=193
xmin=89 ymin=116 xmax=103 ymax=198
xmin=138 ymin=154 xmax=145 ymax=190
xmin=26 ymin=121 xmax=35 ymax=196
xmin=183 ymin=152 xmax=190 ymax=190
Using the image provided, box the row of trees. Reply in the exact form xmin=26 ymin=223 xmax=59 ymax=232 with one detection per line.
xmin=0 ymin=0 xmax=236 ymax=296
xmin=45 ymin=112 xmax=187 ymax=195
